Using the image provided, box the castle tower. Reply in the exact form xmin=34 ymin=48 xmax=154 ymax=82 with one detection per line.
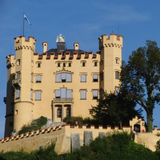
xmin=5 ymin=36 xmax=36 ymax=135
xmin=99 ymin=34 xmax=123 ymax=95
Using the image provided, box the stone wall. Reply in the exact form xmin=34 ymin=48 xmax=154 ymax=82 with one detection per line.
xmin=0 ymin=124 xmax=131 ymax=154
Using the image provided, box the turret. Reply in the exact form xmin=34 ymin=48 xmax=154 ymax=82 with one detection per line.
xmin=99 ymin=33 xmax=123 ymax=94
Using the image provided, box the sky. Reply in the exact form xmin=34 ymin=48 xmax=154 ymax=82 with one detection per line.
xmin=0 ymin=0 xmax=160 ymax=138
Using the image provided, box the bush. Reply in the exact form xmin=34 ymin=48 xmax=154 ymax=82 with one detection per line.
xmin=19 ymin=116 xmax=47 ymax=135
xmin=63 ymin=116 xmax=83 ymax=126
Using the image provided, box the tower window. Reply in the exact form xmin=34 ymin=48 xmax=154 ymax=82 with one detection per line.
xmin=115 ymin=87 xmax=120 ymax=95
xmin=116 ymin=58 xmax=120 ymax=64
xmin=82 ymin=62 xmax=85 ymax=67
xmin=63 ymin=63 xmax=66 ymax=67
xmin=31 ymin=90 xmax=33 ymax=100
xmin=115 ymin=71 xmax=120 ymax=79
xmin=35 ymin=91 xmax=41 ymax=100
xmin=68 ymin=63 xmax=71 ymax=67
xmin=31 ymin=74 xmax=33 ymax=82
xmin=17 ymin=59 xmax=20 ymax=66
xmin=89 ymin=110 xmax=93 ymax=115
xmin=16 ymin=89 xmax=20 ymax=99
xmin=94 ymin=62 xmax=97 ymax=66
xmin=57 ymin=63 xmax=60 ymax=67
xmin=17 ymin=73 xmax=20 ymax=79
xmin=37 ymin=63 xmax=41 ymax=68
xmin=36 ymin=75 xmax=41 ymax=83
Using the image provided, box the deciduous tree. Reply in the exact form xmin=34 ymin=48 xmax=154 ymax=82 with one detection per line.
xmin=121 ymin=40 xmax=160 ymax=132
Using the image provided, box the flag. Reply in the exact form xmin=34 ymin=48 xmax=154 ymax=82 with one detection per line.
xmin=24 ymin=14 xmax=31 ymax=25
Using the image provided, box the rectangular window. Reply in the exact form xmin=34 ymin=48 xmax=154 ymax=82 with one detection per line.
xmin=35 ymin=91 xmax=41 ymax=100
xmin=31 ymin=90 xmax=33 ymax=100
xmin=81 ymin=90 xmax=86 ymax=100
xmin=66 ymin=90 xmax=72 ymax=98
xmin=36 ymin=75 xmax=41 ymax=83
xmin=93 ymin=90 xmax=98 ymax=99
xmin=55 ymin=90 xmax=60 ymax=98
xmin=66 ymin=73 xmax=72 ymax=82
xmin=115 ymin=71 xmax=119 ymax=79
xmin=100 ymin=72 xmax=103 ymax=81
xmin=81 ymin=74 xmax=86 ymax=82
xmin=16 ymin=89 xmax=20 ymax=99
xmin=61 ymin=88 xmax=66 ymax=98
xmin=62 ymin=73 xmax=66 ymax=82
xmin=115 ymin=87 xmax=120 ymax=95
xmin=57 ymin=108 xmax=61 ymax=118
xmin=17 ymin=73 xmax=20 ymax=79
xmin=93 ymin=74 xmax=98 ymax=82
xmin=31 ymin=74 xmax=33 ymax=82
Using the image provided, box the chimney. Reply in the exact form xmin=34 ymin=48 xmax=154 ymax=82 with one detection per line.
xmin=74 ymin=42 xmax=79 ymax=50
xmin=42 ymin=42 xmax=48 ymax=53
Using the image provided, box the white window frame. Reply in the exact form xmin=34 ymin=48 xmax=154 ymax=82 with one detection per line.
xmin=35 ymin=91 xmax=41 ymax=100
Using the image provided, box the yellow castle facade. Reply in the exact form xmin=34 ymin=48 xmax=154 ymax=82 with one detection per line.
xmin=4 ymin=33 xmax=123 ymax=137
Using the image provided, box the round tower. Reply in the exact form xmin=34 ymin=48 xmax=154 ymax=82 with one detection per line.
xmin=13 ymin=36 xmax=36 ymax=131
xmin=99 ymin=33 xmax=123 ymax=94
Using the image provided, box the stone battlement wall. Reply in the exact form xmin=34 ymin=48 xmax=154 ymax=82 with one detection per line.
xmin=0 ymin=124 xmax=131 ymax=154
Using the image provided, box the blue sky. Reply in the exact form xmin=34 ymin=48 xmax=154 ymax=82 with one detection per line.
xmin=0 ymin=0 xmax=160 ymax=138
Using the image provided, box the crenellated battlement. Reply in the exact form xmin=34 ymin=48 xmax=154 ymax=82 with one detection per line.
xmin=99 ymin=33 xmax=123 ymax=50
xmin=33 ymin=50 xmax=100 ymax=60
xmin=14 ymin=36 xmax=36 ymax=52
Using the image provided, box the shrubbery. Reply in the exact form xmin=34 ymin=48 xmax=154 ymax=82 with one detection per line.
xmin=19 ymin=116 xmax=47 ymax=135
xmin=1 ymin=132 xmax=159 ymax=160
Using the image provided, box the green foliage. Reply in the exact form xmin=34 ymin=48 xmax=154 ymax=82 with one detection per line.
xmin=155 ymin=139 xmax=160 ymax=152
xmin=0 ymin=132 xmax=159 ymax=160
xmin=63 ymin=116 xmax=83 ymax=126
xmin=121 ymin=40 xmax=160 ymax=132
xmin=19 ymin=116 xmax=47 ymax=135
xmin=92 ymin=89 xmax=142 ymax=127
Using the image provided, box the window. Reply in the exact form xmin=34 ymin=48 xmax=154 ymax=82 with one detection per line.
xmin=35 ymin=91 xmax=41 ymax=100
xmin=15 ymin=110 xmax=18 ymax=115
xmin=31 ymin=74 xmax=33 ymax=82
xmin=115 ymin=87 xmax=120 ymax=95
xmin=17 ymin=73 xmax=20 ymax=79
xmin=56 ymin=73 xmax=72 ymax=82
xmin=36 ymin=75 xmax=41 ymax=83
xmin=115 ymin=71 xmax=119 ymax=79
xmin=89 ymin=110 xmax=93 ymax=115
xmin=17 ymin=59 xmax=20 ymax=66
xmin=93 ymin=90 xmax=98 ymax=99
xmin=81 ymin=74 xmax=86 ymax=82
xmin=55 ymin=88 xmax=72 ymax=98
xmin=63 ymin=63 xmax=65 ymax=67
xmin=57 ymin=63 xmax=60 ymax=67
xmin=81 ymin=90 xmax=86 ymax=100
xmin=31 ymin=90 xmax=33 ymax=100
xmin=116 ymin=57 xmax=120 ymax=64
xmin=68 ymin=63 xmax=71 ymax=67
xmin=82 ymin=62 xmax=85 ymax=67
xmin=94 ymin=62 xmax=97 ymax=66
xmin=93 ymin=74 xmax=98 ymax=82
xmin=57 ymin=108 xmax=61 ymax=118
xmin=66 ymin=108 xmax=70 ymax=117
xmin=38 ymin=63 xmax=41 ymax=68
xmin=16 ymin=89 xmax=20 ymax=99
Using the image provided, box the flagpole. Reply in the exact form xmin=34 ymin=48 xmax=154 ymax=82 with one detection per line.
xmin=23 ymin=13 xmax=24 ymax=36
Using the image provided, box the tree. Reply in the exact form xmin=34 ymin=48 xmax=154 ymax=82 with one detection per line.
xmin=121 ymin=40 xmax=160 ymax=132
xmin=92 ymin=89 xmax=142 ymax=128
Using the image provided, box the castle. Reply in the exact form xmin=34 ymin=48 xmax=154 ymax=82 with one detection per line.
xmin=4 ymin=33 xmax=123 ymax=137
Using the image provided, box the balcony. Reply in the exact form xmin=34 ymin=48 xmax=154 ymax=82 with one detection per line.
xmin=53 ymin=98 xmax=73 ymax=103
xmin=12 ymin=79 xmax=21 ymax=89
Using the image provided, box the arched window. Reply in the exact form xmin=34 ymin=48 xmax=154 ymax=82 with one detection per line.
xmin=56 ymin=73 xmax=72 ymax=82
xmin=66 ymin=108 xmax=70 ymax=117
xmin=57 ymin=108 xmax=61 ymax=118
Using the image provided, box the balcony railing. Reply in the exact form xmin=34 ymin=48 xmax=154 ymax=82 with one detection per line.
xmin=53 ymin=98 xmax=73 ymax=103
xmin=12 ymin=79 xmax=21 ymax=89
